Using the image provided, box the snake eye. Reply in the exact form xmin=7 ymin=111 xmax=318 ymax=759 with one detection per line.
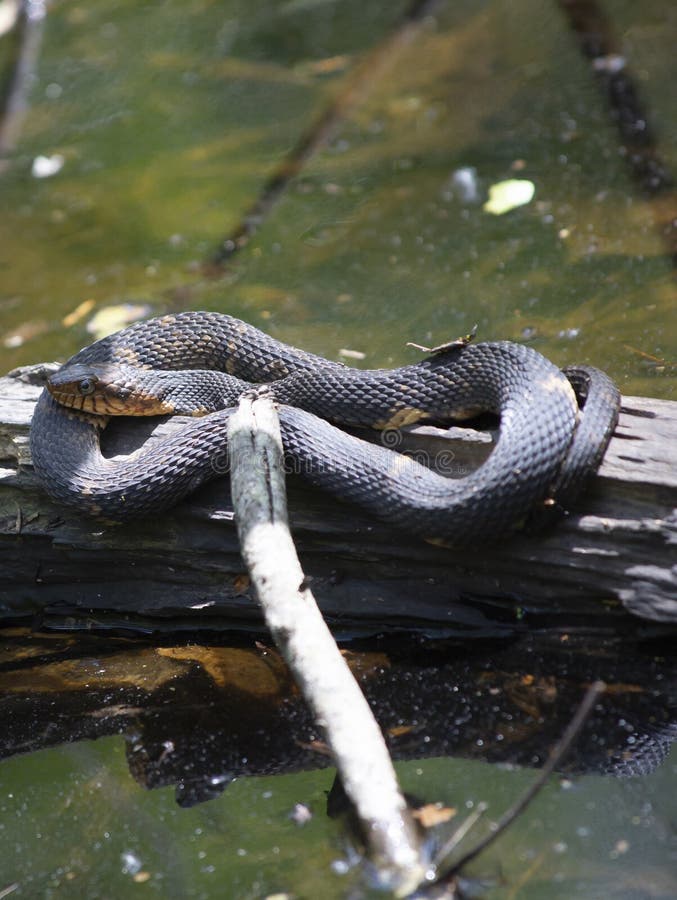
xmin=79 ymin=377 xmax=96 ymax=396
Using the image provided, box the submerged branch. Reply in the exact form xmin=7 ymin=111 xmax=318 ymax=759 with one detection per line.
xmin=557 ymin=0 xmax=677 ymax=265
xmin=435 ymin=680 xmax=605 ymax=883
xmin=0 ymin=0 xmax=47 ymax=172
xmin=227 ymin=391 xmax=428 ymax=894
xmin=209 ymin=0 xmax=442 ymax=267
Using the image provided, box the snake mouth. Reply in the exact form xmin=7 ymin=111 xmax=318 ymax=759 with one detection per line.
xmin=47 ymin=388 xmax=111 ymax=415
xmin=48 ymin=387 xmax=174 ymax=417
xmin=47 ymin=363 xmax=176 ymax=417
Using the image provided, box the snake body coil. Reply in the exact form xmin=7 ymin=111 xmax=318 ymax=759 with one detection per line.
xmin=30 ymin=311 xmax=620 ymax=543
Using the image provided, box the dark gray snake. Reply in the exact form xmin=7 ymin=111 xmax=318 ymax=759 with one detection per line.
xmin=29 ymin=311 xmax=621 ymax=543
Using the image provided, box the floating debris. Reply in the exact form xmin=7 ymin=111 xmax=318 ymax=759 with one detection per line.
xmin=289 ymin=802 xmax=313 ymax=826
xmin=120 ymin=850 xmax=142 ymax=875
xmin=3 ymin=319 xmax=48 ymax=348
xmin=447 ymin=166 xmax=481 ymax=204
xmin=62 ymin=299 xmax=95 ymax=328
xmin=483 ymin=179 xmax=535 ymax=215
xmin=593 ymin=54 xmax=626 ymax=73
xmin=412 ymin=802 xmax=457 ymax=828
xmin=86 ymin=303 xmax=151 ymax=340
xmin=330 ymin=859 xmax=351 ymax=876
xmin=45 ymin=82 xmax=62 ymax=99
xmin=31 ymin=154 xmax=64 ymax=179
xmin=557 ymin=327 xmax=581 ymax=340
xmin=338 ymin=347 xmax=366 ymax=360
xmin=407 ymin=325 xmax=477 ymax=355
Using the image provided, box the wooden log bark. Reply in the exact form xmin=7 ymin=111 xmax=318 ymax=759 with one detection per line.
xmin=1 ymin=365 xmax=675 ymax=628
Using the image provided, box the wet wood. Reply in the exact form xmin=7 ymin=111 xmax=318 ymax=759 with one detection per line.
xmin=227 ymin=392 xmax=425 ymax=888
xmin=0 ymin=365 xmax=676 ymax=628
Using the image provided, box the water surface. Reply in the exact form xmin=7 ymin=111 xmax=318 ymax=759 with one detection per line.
xmin=0 ymin=1 xmax=675 ymax=897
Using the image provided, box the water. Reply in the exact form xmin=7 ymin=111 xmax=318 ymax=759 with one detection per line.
xmin=0 ymin=629 xmax=675 ymax=898
xmin=0 ymin=0 xmax=675 ymax=897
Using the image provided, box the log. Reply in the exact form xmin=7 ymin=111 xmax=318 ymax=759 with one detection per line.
xmin=1 ymin=365 xmax=676 ymax=628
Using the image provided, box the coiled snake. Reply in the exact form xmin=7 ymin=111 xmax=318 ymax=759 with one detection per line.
xmin=30 ymin=311 xmax=620 ymax=543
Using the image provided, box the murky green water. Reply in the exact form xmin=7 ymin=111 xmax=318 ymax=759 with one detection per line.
xmin=0 ymin=0 xmax=675 ymax=897
xmin=1 ymin=630 xmax=676 ymax=899
xmin=1 ymin=0 xmax=675 ymax=393
xmin=1 ymin=738 xmax=675 ymax=899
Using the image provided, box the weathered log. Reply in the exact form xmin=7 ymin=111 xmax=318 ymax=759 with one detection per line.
xmin=1 ymin=365 xmax=675 ymax=628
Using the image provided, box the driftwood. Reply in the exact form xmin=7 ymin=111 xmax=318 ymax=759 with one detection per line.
xmin=0 ymin=365 xmax=676 ymax=628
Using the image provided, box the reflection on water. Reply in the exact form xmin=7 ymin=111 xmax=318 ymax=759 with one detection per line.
xmin=0 ymin=627 xmax=675 ymax=896
xmin=2 ymin=629 xmax=675 ymax=789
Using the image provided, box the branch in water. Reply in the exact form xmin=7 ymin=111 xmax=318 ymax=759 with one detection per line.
xmin=227 ymin=391 xmax=429 ymax=894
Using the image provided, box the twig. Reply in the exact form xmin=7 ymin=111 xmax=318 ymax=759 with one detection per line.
xmin=0 ymin=0 xmax=47 ymax=173
xmin=432 ymin=802 xmax=488 ymax=865
xmin=436 ymin=680 xmax=606 ymax=879
xmin=623 ymin=345 xmax=677 ymax=374
xmin=209 ymin=0 xmax=442 ymax=267
xmin=227 ymin=391 xmax=428 ymax=894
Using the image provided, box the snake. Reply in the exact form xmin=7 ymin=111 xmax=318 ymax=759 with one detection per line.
xmin=29 ymin=311 xmax=621 ymax=543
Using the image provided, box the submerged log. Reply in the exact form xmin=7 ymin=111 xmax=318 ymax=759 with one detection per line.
xmin=0 ymin=365 xmax=675 ymax=628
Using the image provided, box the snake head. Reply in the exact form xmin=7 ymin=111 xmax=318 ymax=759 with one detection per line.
xmin=47 ymin=363 xmax=175 ymax=416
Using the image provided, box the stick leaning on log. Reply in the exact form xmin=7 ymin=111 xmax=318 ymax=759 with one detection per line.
xmin=227 ymin=391 xmax=429 ymax=893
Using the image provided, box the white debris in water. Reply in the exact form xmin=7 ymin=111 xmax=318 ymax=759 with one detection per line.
xmin=447 ymin=166 xmax=481 ymax=204
xmin=45 ymin=82 xmax=63 ymax=99
xmin=0 ymin=0 xmax=19 ymax=38
xmin=330 ymin=859 xmax=351 ymax=875
xmin=31 ymin=154 xmax=64 ymax=179
xmin=338 ymin=347 xmax=366 ymax=360
xmin=120 ymin=850 xmax=142 ymax=875
xmin=289 ymin=802 xmax=313 ymax=826
xmin=26 ymin=0 xmax=47 ymax=22
xmin=593 ymin=54 xmax=626 ymax=73
xmin=483 ymin=179 xmax=535 ymax=215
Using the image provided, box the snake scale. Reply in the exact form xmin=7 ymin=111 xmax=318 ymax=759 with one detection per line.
xmin=30 ymin=311 xmax=621 ymax=543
